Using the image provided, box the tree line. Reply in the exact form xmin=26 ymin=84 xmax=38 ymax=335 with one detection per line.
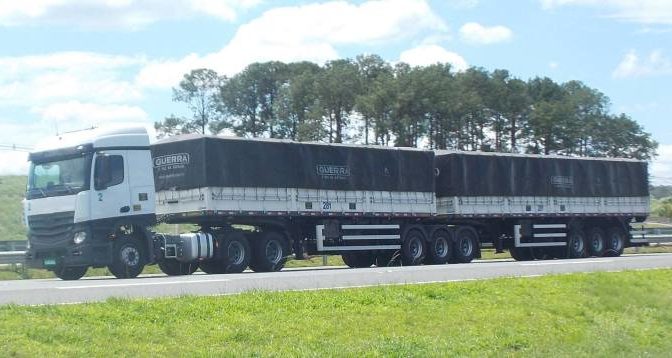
xmin=156 ymin=54 xmax=657 ymax=160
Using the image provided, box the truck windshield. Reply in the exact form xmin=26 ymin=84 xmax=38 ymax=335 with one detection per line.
xmin=27 ymin=155 xmax=91 ymax=199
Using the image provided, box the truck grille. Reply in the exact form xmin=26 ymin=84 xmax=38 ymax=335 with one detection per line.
xmin=27 ymin=211 xmax=75 ymax=248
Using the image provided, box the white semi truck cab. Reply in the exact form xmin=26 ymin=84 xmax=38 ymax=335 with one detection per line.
xmin=24 ymin=127 xmax=158 ymax=279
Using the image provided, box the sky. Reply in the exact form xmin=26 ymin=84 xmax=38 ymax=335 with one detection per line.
xmin=0 ymin=0 xmax=670 ymax=184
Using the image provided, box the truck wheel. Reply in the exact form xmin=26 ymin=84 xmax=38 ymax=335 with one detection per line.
xmin=567 ymin=228 xmax=587 ymax=259
xmin=605 ymin=227 xmax=626 ymax=257
xmin=249 ymin=232 xmax=288 ymax=272
xmin=158 ymin=259 xmax=198 ymax=276
xmin=199 ymin=232 xmax=251 ymax=274
xmin=342 ymin=252 xmax=375 ymax=268
xmin=222 ymin=232 xmax=251 ymax=273
xmin=108 ymin=235 xmax=146 ymax=279
xmin=53 ymin=265 xmax=88 ymax=280
xmin=401 ymin=229 xmax=427 ymax=266
xmin=453 ymin=227 xmax=477 ymax=263
xmin=199 ymin=260 xmax=226 ymax=274
xmin=427 ymin=230 xmax=452 ymax=265
xmin=587 ymin=227 xmax=606 ymax=257
xmin=509 ymin=247 xmax=533 ymax=261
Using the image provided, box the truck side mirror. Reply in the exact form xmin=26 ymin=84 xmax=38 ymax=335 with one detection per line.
xmin=94 ymin=155 xmax=111 ymax=191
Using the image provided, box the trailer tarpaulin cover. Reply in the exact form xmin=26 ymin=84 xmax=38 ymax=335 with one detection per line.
xmin=434 ymin=152 xmax=648 ymax=197
xmin=152 ymin=135 xmax=435 ymax=192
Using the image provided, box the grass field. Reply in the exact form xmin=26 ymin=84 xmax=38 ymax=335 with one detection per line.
xmin=0 ymin=176 xmax=27 ymax=242
xmin=0 ymin=269 xmax=670 ymax=356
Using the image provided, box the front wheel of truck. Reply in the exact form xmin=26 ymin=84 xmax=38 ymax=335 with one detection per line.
xmin=54 ymin=265 xmax=88 ymax=280
xmin=109 ymin=235 xmax=146 ymax=279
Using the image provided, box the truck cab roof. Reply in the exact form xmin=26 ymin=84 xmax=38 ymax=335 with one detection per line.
xmin=29 ymin=126 xmax=150 ymax=163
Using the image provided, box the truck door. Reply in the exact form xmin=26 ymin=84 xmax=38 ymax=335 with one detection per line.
xmin=91 ymin=150 xmax=132 ymax=222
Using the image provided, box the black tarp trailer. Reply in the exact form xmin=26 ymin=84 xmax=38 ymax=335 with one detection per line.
xmin=433 ymin=151 xmax=649 ymax=261
xmin=151 ymin=135 xmax=439 ymax=270
xmin=149 ymin=135 xmax=650 ymax=274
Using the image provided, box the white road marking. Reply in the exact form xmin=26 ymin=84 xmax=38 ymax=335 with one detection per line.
xmin=519 ymin=259 xmax=612 ymax=266
xmin=56 ymin=278 xmax=231 ymax=290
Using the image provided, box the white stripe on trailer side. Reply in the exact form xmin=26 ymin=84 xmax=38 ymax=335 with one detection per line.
xmin=316 ymin=224 xmax=401 ymax=251
xmin=319 ymin=245 xmax=402 ymax=251
xmin=342 ymin=235 xmax=401 ymax=240
xmin=514 ymin=224 xmax=567 ymax=248
xmin=517 ymin=242 xmax=566 ymax=248
xmin=341 ymin=224 xmax=400 ymax=230
xmin=533 ymin=224 xmax=567 ymax=229
xmin=533 ymin=233 xmax=567 ymax=238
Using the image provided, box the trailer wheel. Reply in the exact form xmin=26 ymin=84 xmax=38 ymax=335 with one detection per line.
xmin=158 ymin=259 xmax=198 ymax=276
xmin=249 ymin=232 xmax=288 ymax=272
xmin=342 ymin=252 xmax=375 ymax=268
xmin=587 ymin=227 xmax=606 ymax=257
xmin=199 ymin=232 xmax=251 ymax=274
xmin=108 ymin=234 xmax=146 ymax=279
xmin=453 ymin=227 xmax=477 ymax=263
xmin=53 ymin=265 xmax=88 ymax=280
xmin=567 ymin=228 xmax=587 ymax=259
xmin=222 ymin=232 xmax=251 ymax=273
xmin=605 ymin=227 xmax=626 ymax=257
xmin=199 ymin=260 xmax=226 ymax=274
xmin=401 ymin=229 xmax=427 ymax=266
xmin=509 ymin=247 xmax=533 ymax=261
xmin=427 ymin=230 xmax=452 ymax=265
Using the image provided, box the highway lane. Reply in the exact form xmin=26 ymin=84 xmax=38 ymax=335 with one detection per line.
xmin=1 ymin=253 xmax=671 ymax=306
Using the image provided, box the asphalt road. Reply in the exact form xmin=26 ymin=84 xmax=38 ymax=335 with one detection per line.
xmin=1 ymin=253 xmax=671 ymax=306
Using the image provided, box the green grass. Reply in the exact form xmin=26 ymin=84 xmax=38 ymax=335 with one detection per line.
xmin=0 ymin=269 xmax=671 ymax=357
xmin=0 ymin=176 xmax=27 ymax=241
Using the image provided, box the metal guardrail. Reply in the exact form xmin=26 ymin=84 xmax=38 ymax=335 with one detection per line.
xmin=0 ymin=241 xmax=27 ymax=252
xmin=0 ymin=251 xmax=25 ymax=265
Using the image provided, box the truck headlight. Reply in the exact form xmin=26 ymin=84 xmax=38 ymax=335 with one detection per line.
xmin=73 ymin=231 xmax=87 ymax=245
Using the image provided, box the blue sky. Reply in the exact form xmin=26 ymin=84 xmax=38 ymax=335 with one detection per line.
xmin=0 ymin=0 xmax=670 ymax=183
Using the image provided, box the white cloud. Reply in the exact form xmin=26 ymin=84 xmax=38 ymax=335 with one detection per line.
xmin=35 ymin=101 xmax=148 ymax=126
xmin=541 ymin=0 xmax=672 ymax=25
xmin=399 ymin=44 xmax=468 ymax=71
xmin=651 ymin=144 xmax=672 ymax=185
xmin=0 ymin=151 xmax=29 ymax=176
xmin=0 ymin=52 xmax=145 ymax=106
xmin=459 ymin=22 xmax=513 ymax=45
xmin=612 ymin=49 xmax=672 ymax=78
xmin=549 ymin=61 xmax=559 ymax=69
xmin=137 ymin=0 xmax=448 ymax=88
xmin=0 ymin=0 xmax=261 ymax=29
xmin=447 ymin=0 xmax=479 ymax=9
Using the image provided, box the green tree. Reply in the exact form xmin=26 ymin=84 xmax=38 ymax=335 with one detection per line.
xmin=164 ymin=68 xmax=222 ymax=135
xmin=317 ymin=59 xmax=361 ymax=143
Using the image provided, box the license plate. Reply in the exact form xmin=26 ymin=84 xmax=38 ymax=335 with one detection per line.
xmin=43 ymin=258 xmax=56 ymax=267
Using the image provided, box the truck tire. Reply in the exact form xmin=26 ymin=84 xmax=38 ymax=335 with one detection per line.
xmin=453 ymin=227 xmax=477 ymax=263
xmin=54 ymin=265 xmax=88 ymax=280
xmin=342 ymin=252 xmax=375 ymax=268
xmin=158 ymin=259 xmax=198 ymax=276
xmin=605 ymin=227 xmax=626 ymax=257
xmin=567 ymin=228 xmax=587 ymax=259
xmin=587 ymin=227 xmax=606 ymax=257
xmin=199 ymin=232 xmax=251 ymax=274
xmin=427 ymin=230 xmax=452 ymax=265
xmin=401 ymin=229 xmax=427 ymax=266
xmin=108 ymin=235 xmax=146 ymax=279
xmin=249 ymin=232 xmax=288 ymax=272
xmin=509 ymin=247 xmax=533 ymax=261
xmin=221 ymin=232 xmax=251 ymax=273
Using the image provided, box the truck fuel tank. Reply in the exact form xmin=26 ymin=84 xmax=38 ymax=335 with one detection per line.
xmin=158 ymin=232 xmax=215 ymax=263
